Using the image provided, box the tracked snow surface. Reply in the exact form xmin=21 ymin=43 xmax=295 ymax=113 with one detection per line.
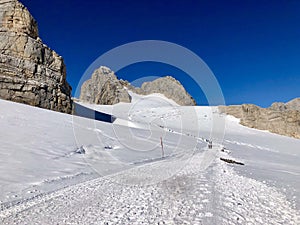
xmin=0 ymin=93 xmax=299 ymax=224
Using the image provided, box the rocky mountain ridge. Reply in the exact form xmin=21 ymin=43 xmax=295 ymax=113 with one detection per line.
xmin=0 ymin=0 xmax=72 ymax=113
xmin=80 ymin=66 xmax=196 ymax=106
xmin=80 ymin=66 xmax=131 ymax=105
xmin=219 ymin=99 xmax=300 ymax=139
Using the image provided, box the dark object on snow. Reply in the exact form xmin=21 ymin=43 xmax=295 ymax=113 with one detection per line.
xmin=221 ymin=147 xmax=231 ymax=154
xmin=208 ymin=140 xmax=213 ymax=149
xmin=104 ymin=145 xmax=113 ymax=150
xmin=220 ymin=158 xmax=244 ymax=165
xmin=75 ymin=146 xmax=86 ymax=154
xmin=73 ymin=103 xmax=116 ymax=123
xmin=160 ymin=137 xmax=164 ymax=158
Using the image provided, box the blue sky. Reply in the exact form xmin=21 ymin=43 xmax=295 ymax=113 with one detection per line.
xmin=21 ymin=0 xmax=300 ymax=107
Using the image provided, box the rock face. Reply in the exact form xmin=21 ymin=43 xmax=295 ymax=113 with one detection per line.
xmin=80 ymin=66 xmax=196 ymax=106
xmin=130 ymin=76 xmax=196 ymax=106
xmin=0 ymin=0 xmax=72 ymax=113
xmin=80 ymin=66 xmax=131 ymax=105
xmin=219 ymin=99 xmax=300 ymax=139
xmin=285 ymin=98 xmax=300 ymax=110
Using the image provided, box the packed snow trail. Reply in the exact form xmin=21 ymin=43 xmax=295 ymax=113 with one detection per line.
xmin=1 ymin=98 xmax=300 ymax=224
xmin=1 ymin=146 xmax=299 ymax=225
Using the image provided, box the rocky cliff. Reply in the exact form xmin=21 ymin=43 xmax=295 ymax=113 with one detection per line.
xmin=80 ymin=66 xmax=196 ymax=106
xmin=80 ymin=66 xmax=131 ymax=105
xmin=129 ymin=76 xmax=196 ymax=106
xmin=0 ymin=0 xmax=72 ymax=113
xmin=219 ymin=98 xmax=300 ymax=139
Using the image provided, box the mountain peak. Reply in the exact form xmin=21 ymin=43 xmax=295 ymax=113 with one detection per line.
xmin=286 ymin=98 xmax=300 ymax=111
xmin=80 ymin=66 xmax=196 ymax=106
xmin=0 ymin=0 xmax=39 ymax=38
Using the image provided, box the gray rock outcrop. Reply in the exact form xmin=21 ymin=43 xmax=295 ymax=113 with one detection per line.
xmin=129 ymin=76 xmax=196 ymax=106
xmin=219 ymin=99 xmax=300 ymax=139
xmin=80 ymin=66 xmax=131 ymax=105
xmin=80 ymin=66 xmax=196 ymax=106
xmin=0 ymin=0 xmax=72 ymax=113
xmin=285 ymin=98 xmax=300 ymax=110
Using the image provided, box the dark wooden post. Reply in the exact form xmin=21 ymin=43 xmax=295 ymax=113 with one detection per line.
xmin=160 ymin=137 xmax=164 ymax=158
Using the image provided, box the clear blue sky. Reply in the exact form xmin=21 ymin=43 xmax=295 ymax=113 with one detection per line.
xmin=21 ymin=0 xmax=300 ymax=107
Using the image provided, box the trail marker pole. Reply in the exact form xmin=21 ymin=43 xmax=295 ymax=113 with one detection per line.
xmin=160 ymin=137 xmax=164 ymax=158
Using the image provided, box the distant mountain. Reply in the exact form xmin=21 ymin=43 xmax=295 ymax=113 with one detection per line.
xmin=219 ymin=98 xmax=300 ymax=139
xmin=80 ymin=66 xmax=196 ymax=106
xmin=285 ymin=98 xmax=300 ymax=111
xmin=0 ymin=0 xmax=72 ymax=113
xmin=80 ymin=66 xmax=131 ymax=105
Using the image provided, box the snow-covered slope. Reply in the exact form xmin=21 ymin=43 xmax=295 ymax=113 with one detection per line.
xmin=0 ymin=99 xmax=94 ymax=204
xmin=0 ymin=94 xmax=300 ymax=224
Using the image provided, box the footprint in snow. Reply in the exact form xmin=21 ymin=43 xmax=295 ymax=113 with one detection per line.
xmin=204 ymin=212 xmax=213 ymax=217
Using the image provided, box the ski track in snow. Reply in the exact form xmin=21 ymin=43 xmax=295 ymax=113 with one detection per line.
xmin=1 ymin=146 xmax=299 ymax=224
xmin=215 ymin=154 xmax=300 ymax=225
